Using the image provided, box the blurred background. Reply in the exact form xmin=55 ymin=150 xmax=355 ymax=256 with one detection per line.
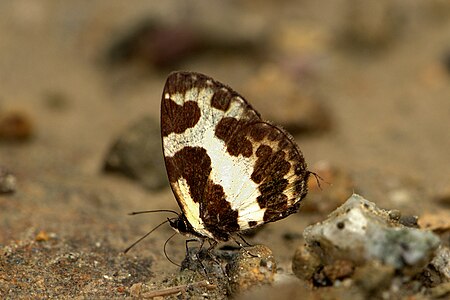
xmin=1 ymin=0 xmax=449 ymax=297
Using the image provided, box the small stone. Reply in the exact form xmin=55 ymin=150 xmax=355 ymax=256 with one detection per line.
xmin=35 ymin=231 xmax=49 ymax=242
xmin=399 ymin=215 xmax=419 ymax=228
xmin=0 ymin=167 xmax=17 ymax=194
xmin=292 ymin=244 xmax=322 ymax=281
xmin=388 ymin=210 xmax=401 ymax=221
xmin=323 ymin=260 xmax=355 ymax=282
xmin=0 ymin=111 xmax=33 ymax=141
xmin=303 ymin=194 xmax=440 ymax=275
xmin=103 ymin=116 xmax=167 ymax=191
xmin=430 ymin=246 xmax=450 ymax=281
xmin=129 ymin=282 xmax=142 ymax=297
xmin=226 ymin=245 xmax=277 ymax=295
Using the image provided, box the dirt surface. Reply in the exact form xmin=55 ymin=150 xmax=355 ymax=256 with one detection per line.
xmin=1 ymin=1 xmax=450 ymax=299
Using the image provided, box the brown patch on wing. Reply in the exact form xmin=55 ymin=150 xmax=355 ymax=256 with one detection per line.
xmin=248 ymin=123 xmax=309 ymax=223
xmin=211 ymin=88 xmax=234 ymax=111
xmin=164 ymin=71 xmax=261 ymax=114
xmin=252 ymin=146 xmax=290 ymax=184
xmin=164 ymin=146 xmax=211 ymax=203
xmin=161 ymin=99 xmax=200 ymax=136
xmin=201 ymin=180 xmax=239 ymax=241
xmin=215 ymin=118 xmax=257 ymax=157
xmin=165 ymin=146 xmax=239 ymax=241
xmin=164 ymin=72 xmax=201 ymax=96
xmin=248 ymin=221 xmax=258 ymax=227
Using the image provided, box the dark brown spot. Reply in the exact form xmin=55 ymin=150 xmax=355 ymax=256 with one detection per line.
xmin=165 ymin=147 xmax=239 ymax=241
xmin=211 ymin=88 xmax=234 ymax=111
xmin=278 ymin=138 xmax=289 ymax=149
xmin=257 ymin=178 xmax=289 ymax=221
xmin=268 ymin=129 xmax=279 ymax=141
xmin=337 ymin=222 xmax=345 ymax=229
xmin=215 ymin=118 xmax=254 ymax=157
xmin=161 ymin=99 xmax=200 ymax=136
xmin=248 ymin=221 xmax=257 ymax=227
xmin=164 ymin=72 xmax=201 ymax=96
xmin=256 ymin=145 xmax=272 ymax=158
xmin=249 ymin=123 xmax=269 ymax=141
xmin=251 ymin=149 xmax=290 ymax=184
xmin=164 ymin=147 xmax=211 ymax=203
xmin=201 ymin=180 xmax=239 ymax=241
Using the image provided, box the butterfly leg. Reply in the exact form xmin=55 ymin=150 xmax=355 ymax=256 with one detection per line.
xmin=185 ymin=238 xmax=200 ymax=256
xmin=205 ymin=239 xmax=229 ymax=279
xmin=184 ymin=238 xmax=211 ymax=276
xmin=230 ymin=235 xmax=259 ymax=258
xmin=237 ymin=233 xmax=253 ymax=247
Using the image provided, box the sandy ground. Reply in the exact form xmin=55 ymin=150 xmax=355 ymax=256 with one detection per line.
xmin=1 ymin=0 xmax=449 ymax=298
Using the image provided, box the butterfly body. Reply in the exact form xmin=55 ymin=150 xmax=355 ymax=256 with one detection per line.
xmin=161 ymin=72 xmax=310 ymax=242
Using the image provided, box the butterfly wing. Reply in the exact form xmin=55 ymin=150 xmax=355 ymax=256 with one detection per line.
xmin=161 ymin=72 xmax=309 ymax=241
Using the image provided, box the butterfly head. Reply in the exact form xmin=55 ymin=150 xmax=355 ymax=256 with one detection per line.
xmin=168 ymin=214 xmax=191 ymax=235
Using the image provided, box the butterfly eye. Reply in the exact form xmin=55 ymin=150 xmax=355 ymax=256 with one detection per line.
xmin=168 ymin=217 xmax=188 ymax=234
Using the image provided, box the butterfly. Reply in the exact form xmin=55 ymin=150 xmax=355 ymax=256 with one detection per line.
xmin=161 ymin=71 xmax=310 ymax=243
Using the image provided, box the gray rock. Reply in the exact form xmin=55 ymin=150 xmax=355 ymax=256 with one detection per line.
xmin=0 ymin=167 xmax=17 ymax=194
xmin=430 ymin=246 xmax=450 ymax=282
xmin=301 ymin=194 xmax=440 ymax=275
xmin=103 ymin=116 xmax=168 ymax=191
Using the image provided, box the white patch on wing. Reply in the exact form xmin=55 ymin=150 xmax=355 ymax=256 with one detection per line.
xmin=163 ymin=87 xmax=266 ymax=229
xmin=174 ymin=178 xmax=215 ymax=239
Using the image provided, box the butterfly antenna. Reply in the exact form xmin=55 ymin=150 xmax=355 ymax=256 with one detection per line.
xmin=308 ymin=171 xmax=328 ymax=190
xmin=164 ymin=231 xmax=181 ymax=267
xmin=128 ymin=209 xmax=179 ymax=216
xmin=124 ymin=219 xmax=170 ymax=254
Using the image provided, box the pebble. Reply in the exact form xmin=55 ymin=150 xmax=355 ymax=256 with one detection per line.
xmin=322 ymin=260 xmax=355 ymax=282
xmin=292 ymin=244 xmax=321 ymax=281
xmin=294 ymin=194 xmax=440 ymax=280
xmin=0 ymin=167 xmax=17 ymax=194
xmin=35 ymin=231 xmax=50 ymax=242
xmin=429 ymin=246 xmax=450 ymax=282
xmin=0 ymin=111 xmax=33 ymax=141
xmin=103 ymin=116 xmax=167 ymax=191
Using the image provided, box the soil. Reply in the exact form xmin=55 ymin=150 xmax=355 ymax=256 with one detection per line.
xmin=1 ymin=1 xmax=449 ymax=299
